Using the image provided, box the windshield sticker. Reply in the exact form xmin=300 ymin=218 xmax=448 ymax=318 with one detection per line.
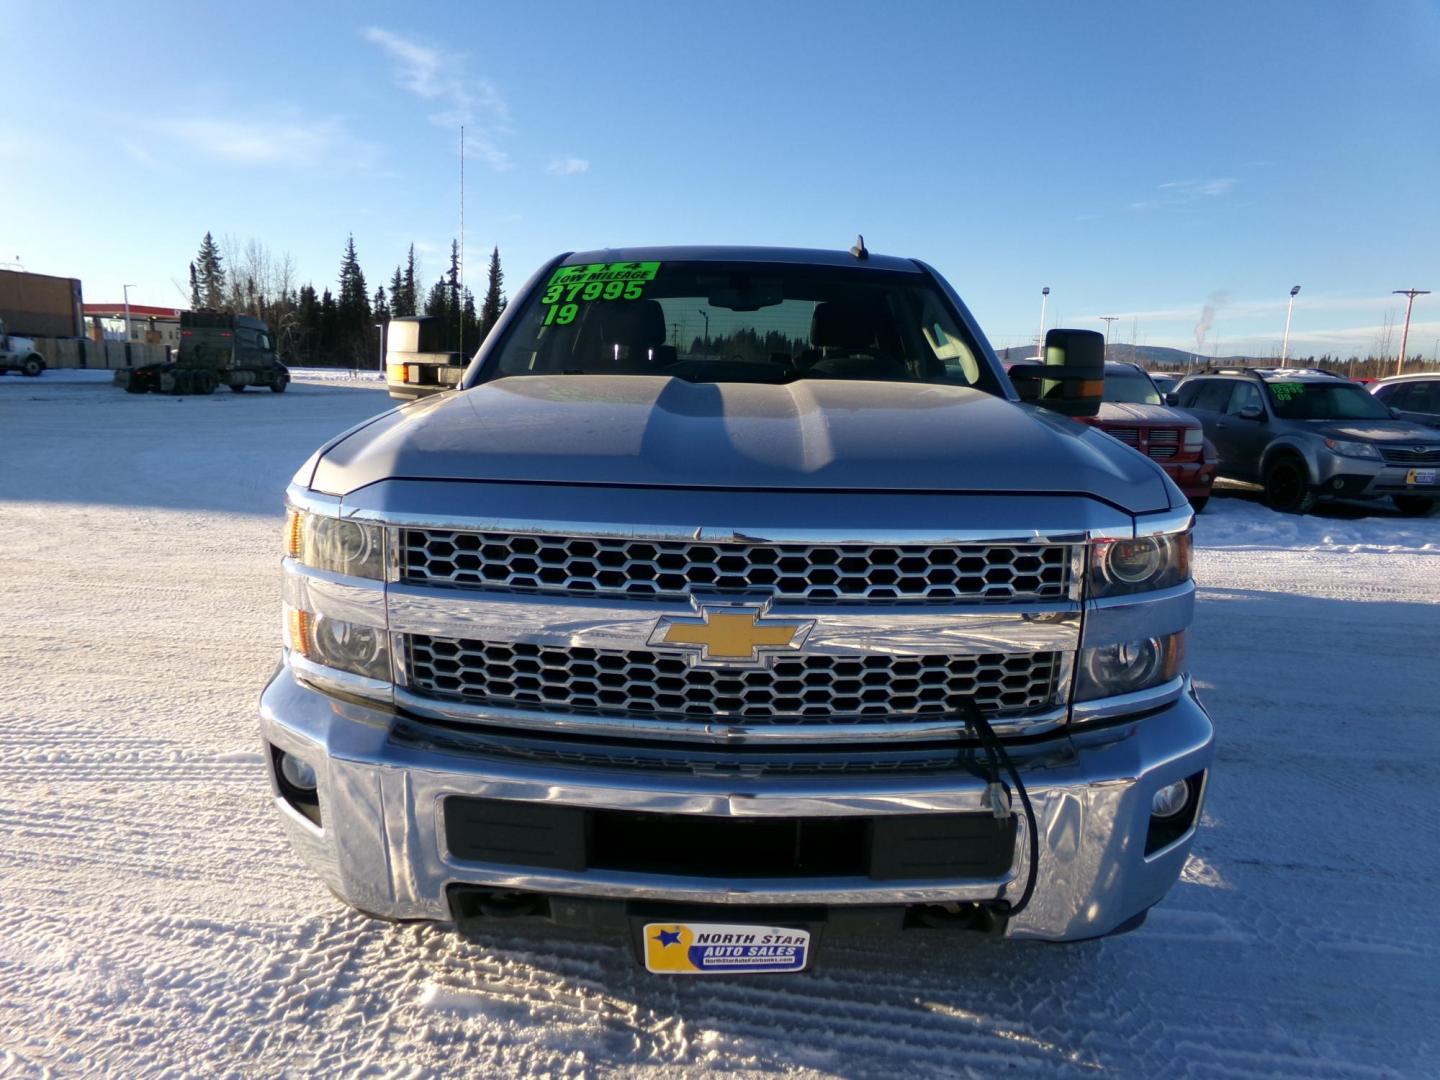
xmin=1271 ymin=382 xmax=1304 ymax=402
xmin=541 ymin=261 xmax=661 ymax=325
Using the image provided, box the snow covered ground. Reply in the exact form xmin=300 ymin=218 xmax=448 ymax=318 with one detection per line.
xmin=1 ymin=374 xmax=1436 ymax=1078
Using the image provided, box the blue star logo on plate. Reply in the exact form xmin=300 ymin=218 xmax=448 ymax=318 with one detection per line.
xmin=654 ymin=928 xmax=682 ymax=947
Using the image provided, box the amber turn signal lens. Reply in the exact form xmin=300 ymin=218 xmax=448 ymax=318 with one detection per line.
xmin=285 ymin=508 xmax=305 ymax=559
xmin=287 ymin=608 xmax=313 ymax=656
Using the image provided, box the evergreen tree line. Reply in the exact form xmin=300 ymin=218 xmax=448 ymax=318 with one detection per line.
xmin=187 ymin=231 xmax=507 ymax=367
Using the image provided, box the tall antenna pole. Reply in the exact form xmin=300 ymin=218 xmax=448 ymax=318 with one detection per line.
xmin=459 ymin=125 xmax=465 ymax=358
xmin=1392 ymin=288 xmax=1430 ymax=375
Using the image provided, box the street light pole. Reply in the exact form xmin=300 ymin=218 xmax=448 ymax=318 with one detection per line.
xmin=1280 ymin=285 xmax=1301 ymax=362
xmin=1037 ymin=287 xmax=1050 ymax=357
xmin=122 ymin=284 xmax=135 ymax=342
xmin=696 ymin=309 xmax=710 ymax=349
xmin=1393 ymin=289 xmax=1431 ymax=375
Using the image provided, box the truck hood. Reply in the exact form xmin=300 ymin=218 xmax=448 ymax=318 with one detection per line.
xmin=1309 ymin=420 xmax=1440 ymax=444
xmin=312 ymin=375 xmax=1173 ymax=512
xmin=1095 ymin=402 xmax=1199 ymax=428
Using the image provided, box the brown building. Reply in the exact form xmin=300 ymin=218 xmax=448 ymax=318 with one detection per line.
xmin=0 ymin=269 xmax=85 ymax=337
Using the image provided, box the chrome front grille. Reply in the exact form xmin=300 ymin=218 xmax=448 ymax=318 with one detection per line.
xmin=399 ymin=531 xmax=1073 ymax=603
xmin=405 ymin=635 xmax=1062 ymax=722
xmin=1379 ymin=445 xmax=1440 ymax=464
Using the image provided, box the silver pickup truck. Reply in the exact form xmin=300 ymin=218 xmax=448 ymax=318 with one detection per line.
xmin=261 ymin=245 xmax=1213 ymax=972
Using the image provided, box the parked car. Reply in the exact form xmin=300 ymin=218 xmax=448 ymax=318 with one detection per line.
xmin=1079 ymin=362 xmax=1217 ymax=511
xmin=1172 ymin=368 xmax=1440 ymax=515
xmin=1148 ymin=371 xmax=1181 ymax=396
xmin=1370 ymin=372 xmax=1440 ymax=430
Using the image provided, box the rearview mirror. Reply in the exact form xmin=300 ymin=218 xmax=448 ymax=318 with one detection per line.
xmin=1006 ymin=329 xmax=1104 ymax=418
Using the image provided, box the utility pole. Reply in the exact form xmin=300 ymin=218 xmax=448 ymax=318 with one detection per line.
xmin=122 ymin=284 xmax=135 ymax=341
xmin=1098 ymin=316 xmax=1119 ymax=357
xmin=1280 ymin=285 xmax=1301 ymax=362
xmin=459 ymin=125 xmax=465 ymax=359
xmin=1392 ymin=289 xmax=1430 ymax=375
xmin=1037 ymin=287 xmax=1050 ymax=357
xmin=696 ymin=309 xmax=710 ymax=349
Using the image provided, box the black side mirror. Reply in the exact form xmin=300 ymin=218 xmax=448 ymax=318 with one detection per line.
xmin=1164 ymin=391 xmax=1180 ymax=406
xmin=1006 ymin=329 xmax=1104 ymax=418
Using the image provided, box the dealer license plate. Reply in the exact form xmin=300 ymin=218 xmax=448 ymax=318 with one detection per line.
xmin=1406 ymin=468 xmax=1436 ymax=486
xmin=642 ymin=922 xmax=811 ymax=974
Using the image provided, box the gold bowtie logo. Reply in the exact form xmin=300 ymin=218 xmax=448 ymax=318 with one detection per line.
xmin=653 ymin=607 xmax=811 ymax=666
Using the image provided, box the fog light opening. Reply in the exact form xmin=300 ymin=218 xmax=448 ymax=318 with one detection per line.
xmin=1145 ymin=770 xmax=1205 ymax=856
xmin=279 ymin=752 xmax=318 ymax=792
xmin=1331 ymin=477 xmax=1345 ymax=491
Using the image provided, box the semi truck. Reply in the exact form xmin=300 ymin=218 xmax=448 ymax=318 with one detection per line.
xmin=262 ymin=244 xmax=1214 ymax=971
xmin=385 ymin=315 xmax=466 ymax=400
xmin=115 ymin=311 xmax=289 ymax=394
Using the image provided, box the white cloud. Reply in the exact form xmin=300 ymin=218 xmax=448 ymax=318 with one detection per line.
xmin=148 ymin=113 xmax=378 ymax=171
xmin=545 ymin=157 xmax=589 ymax=176
xmin=1131 ymin=177 xmax=1238 ymax=211
xmin=1158 ymin=177 xmax=1237 ymax=197
xmin=360 ymin=26 xmax=513 ymax=169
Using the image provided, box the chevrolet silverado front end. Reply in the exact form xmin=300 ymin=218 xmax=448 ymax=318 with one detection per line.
xmin=260 ymin=246 xmax=1214 ymax=966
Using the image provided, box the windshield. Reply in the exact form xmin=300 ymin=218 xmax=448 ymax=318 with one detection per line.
xmin=1103 ymin=369 xmax=1162 ymax=405
xmin=1267 ymin=381 xmax=1394 ymax=420
xmin=481 ymin=260 xmax=1000 ymax=391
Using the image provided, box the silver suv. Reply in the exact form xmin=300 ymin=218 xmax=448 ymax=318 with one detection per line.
xmin=1371 ymin=372 xmax=1440 ymax=431
xmin=1174 ymin=368 xmax=1440 ymax=515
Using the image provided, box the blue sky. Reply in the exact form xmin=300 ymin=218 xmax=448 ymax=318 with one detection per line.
xmin=3 ymin=0 xmax=1438 ymax=358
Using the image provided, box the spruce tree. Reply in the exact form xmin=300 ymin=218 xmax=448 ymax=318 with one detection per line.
xmin=423 ymin=278 xmax=450 ymax=323
xmin=188 ymin=262 xmax=200 ymax=309
xmin=389 ymin=267 xmax=405 ymax=317
xmin=479 ymin=246 xmax=505 ymax=339
xmin=319 ymin=288 xmax=338 ymax=364
xmin=374 ymin=286 xmax=390 ymax=323
xmin=195 ymin=232 xmax=226 ymax=310
xmin=462 ymin=288 xmax=479 ymax=354
xmin=402 ymin=245 xmax=418 ymax=316
xmin=336 ymin=235 xmax=372 ymax=366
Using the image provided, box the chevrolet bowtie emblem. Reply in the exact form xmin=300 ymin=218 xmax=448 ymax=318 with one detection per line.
xmin=651 ymin=605 xmax=812 ymax=666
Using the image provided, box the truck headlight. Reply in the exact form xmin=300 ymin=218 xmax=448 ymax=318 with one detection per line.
xmin=1088 ymin=531 xmax=1190 ymax=598
xmin=1182 ymin=427 xmax=1204 ymax=451
xmin=1323 ymin=437 xmax=1381 ymax=460
xmin=1075 ymin=632 xmax=1185 ymax=701
xmin=287 ymin=608 xmax=391 ymax=681
xmin=285 ymin=508 xmax=385 ymax=579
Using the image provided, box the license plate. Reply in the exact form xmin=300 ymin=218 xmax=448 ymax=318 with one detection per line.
xmin=1406 ymin=468 xmax=1436 ymax=486
xmin=642 ymin=922 xmax=811 ymax=974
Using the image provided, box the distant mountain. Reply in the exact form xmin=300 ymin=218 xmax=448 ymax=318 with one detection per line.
xmin=994 ymin=343 xmax=1267 ymax=370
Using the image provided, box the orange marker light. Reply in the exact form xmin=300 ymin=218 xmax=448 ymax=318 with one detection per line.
xmin=287 ymin=609 xmax=313 ymax=656
xmin=285 ymin=508 xmax=305 ymax=559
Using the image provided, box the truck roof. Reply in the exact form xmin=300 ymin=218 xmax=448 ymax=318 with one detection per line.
xmin=557 ymin=245 xmax=924 ymax=274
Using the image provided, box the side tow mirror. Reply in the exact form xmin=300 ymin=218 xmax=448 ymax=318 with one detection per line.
xmin=1006 ymin=329 xmax=1104 ymax=418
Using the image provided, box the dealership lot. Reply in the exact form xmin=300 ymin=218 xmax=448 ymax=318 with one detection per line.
xmin=1 ymin=374 xmax=1436 ymax=1078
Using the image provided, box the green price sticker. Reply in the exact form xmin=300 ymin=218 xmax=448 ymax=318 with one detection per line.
xmin=541 ymin=261 xmax=661 ymax=323
xmin=1271 ymin=382 xmax=1304 ymax=401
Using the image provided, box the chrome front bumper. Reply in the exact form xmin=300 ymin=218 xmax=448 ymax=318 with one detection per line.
xmin=260 ymin=665 xmax=1214 ymax=941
